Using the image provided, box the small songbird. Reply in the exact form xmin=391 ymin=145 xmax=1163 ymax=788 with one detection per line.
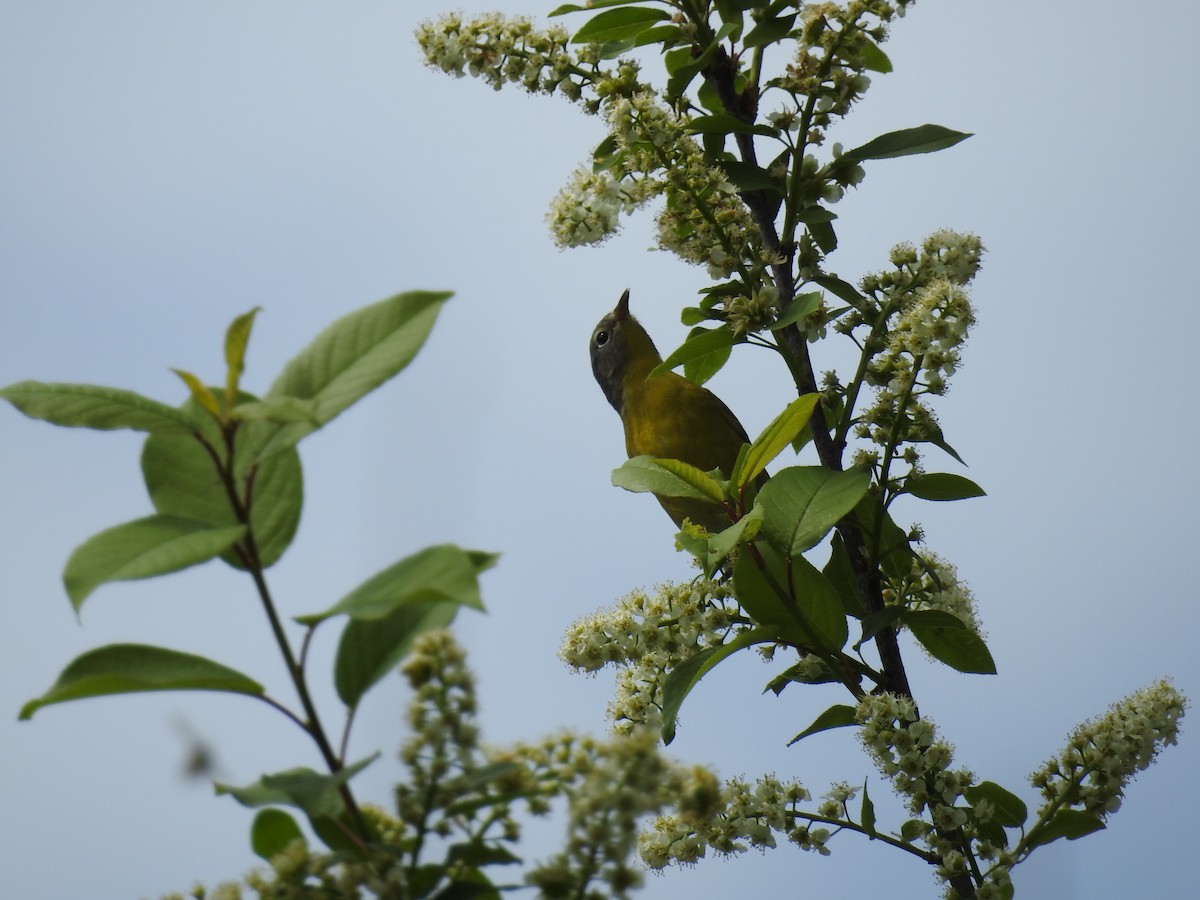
xmin=590 ymin=289 xmax=756 ymax=532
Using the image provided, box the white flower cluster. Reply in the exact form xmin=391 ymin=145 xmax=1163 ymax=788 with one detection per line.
xmin=640 ymin=773 xmax=825 ymax=869
xmin=884 ymin=552 xmax=984 ymax=649
xmin=561 ymin=580 xmax=740 ymax=733
xmin=605 ymin=92 xmax=760 ymax=279
xmin=1030 ymin=679 xmax=1186 ymax=820
xmin=546 ymin=166 xmax=658 ymax=247
xmin=415 ymin=13 xmax=597 ymax=99
xmin=851 ymin=230 xmax=983 ymax=449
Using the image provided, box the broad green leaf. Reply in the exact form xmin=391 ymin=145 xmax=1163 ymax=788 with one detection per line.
xmin=732 ymin=394 xmax=818 ymax=489
xmin=141 ymin=391 xmax=302 ymax=571
xmin=703 ymin=506 xmax=762 ymax=575
xmin=905 ymin=610 xmax=997 ymax=674
xmin=612 ymin=455 xmax=726 ymax=503
xmin=787 ymin=703 xmax=857 ymax=745
xmin=732 ymin=546 xmax=843 ymax=648
xmin=550 ymin=0 xmax=651 ymax=15
xmin=809 ymin=218 xmax=837 ymax=253
xmin=661 ymin=628 xmax=775 ymax=744
xmin=685 ymin=113 xmax=777 ymax=138
xmin=743 ymin=13 xmax=796 ymax=48
xmin=905 ymin=472 xmax=986 ymax=501
xmin=649 ymin=326 xmax=735 ymax=385
xmin=298 ymin=544 xmax=489 ymax=625
xmin=251 ymin=809 xmax=306 ymax=861
xmin=224 ymin=307 xmax=262 ymax=409
xmin=231 ymin=396 xmax=321 ymax=425
xmin=758 ymin=466 xmax=871 ymax=556
xmin=0 ymin=381 xmax=197 ymax=434
xmin=217 ymin=753 xmax=379 ymax=819
xmin=19 ymin=643 xmax=263 ymax=720
xmin=570 ymin=7 xmax=669 ymax=44
xmin=860 ymin=781 xmax=877 ymax=835
xmin=790 ymin=553 xmax=848 ymax=650
xmin=1027 ymin=810 xmax=1105 ymax=849
xmin=653 ymin=457 xmax=726 ymax=503
xmin=824 ymin=533 xmax=866 ymax=617
xmin=171 ymin=369 xmax=222 ymax=419
xmin=855 ymin=495 xmax=914 ymax=578
xmin=261 ymin=291 xmax=451 ymax=459
xmin=719 ymin=160 xmax=783 ymax=195
xmin=965 ymin=781 xmax=1028 ymax=828
xmin=855 ymin=606 xmax=904 ymax=650
xmin=838 ymin=124 xmax=972 ymax=165
xmin=63 ymin=515 xmax=246 ymax=612
xmin=768 ymin=291 xmax=823 ymax=332
xmin=810 ymin=274 xmax=866 ymax=308
xmin=793 ymin=207 xmax=838 ymax=225
xmin=858 ymin=38 xmax=892 ymax=73
xmin=335 ymin=600 xmax=461 ymax=707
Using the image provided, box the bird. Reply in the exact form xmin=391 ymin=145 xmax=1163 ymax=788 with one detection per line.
xmin=590 ymin=289 xmax=758 ymax=533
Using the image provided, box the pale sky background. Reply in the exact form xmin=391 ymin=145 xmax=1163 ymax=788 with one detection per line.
xmin=2 ymin=2 xmax=1197 ymax=898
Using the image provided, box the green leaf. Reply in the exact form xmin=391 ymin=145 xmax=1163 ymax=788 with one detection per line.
xmin=838 ymin=124 xmax=972 ymax=165
xmin=855 ymin=606 xmax=904 ymax=650
xmin=905 ymin=609 xmax=997 ymax=674
xmin=661 ymin=628 xmax=774 ymax=744
xmin=732 ymin=394 xmax=818 ymax=489
xmin=703 ymin=507 xmax=762 ymax=575
xmin=858 ymin=38 xmax=892 ymax=73
xmin=790 ymin=553 xmax=848 ymax=650
xmin=809 ymin=218 xmax=837 ymax=253
xmin=787 ymin=703 xmax=857 ymax=745
xmin=758 ymin=466 xmax=871 ymax=556
xmin=793 ymin=206 xmax=838 ymax=224
xmin=224 ymin=307 xmax=261 ymax=410
xmin=824 ymin=532 xmax=866 ymax=618
xmin=0 ymin=381 xmax=198 ymax=434
xmin=685 ymin=113 xmax=777 ymax=138
xmin=19 ymin=643 xmax=264 ymax=720
xmin=965 ymin=782 xmax=1028 ymax=828
xmin=743 ymin=13 xmax=796 ymax=48
xmin=650 ymin=326 xmax=735 ymax=384
xmin=261 ymin=290 xmax=451 ymax=459
xmin=570 ymin=7 xmax=669 ymax=44
xmin=63 ymin=515 xmax=246 ymax=612
xmin=611 ymin=455 xmax=726 ymax=503
xmin=251 ymin=808 xmax=306 ymax=861
xmin=1027 ymin=809 xmax=1105 ymax=849
xmin=550 ymin=0 xmax=650 ymax=16
xmin=732 ymin=546 xmax=843 ymax=648
xmin=231 ymin=396 xmax=321 ymax=425
xmin=335 ymin=601 xmax=460 ymax=708
xmin=171 ymin=369 xmax=222 ymax=420
xmin=141 ymin=391 xmax=302 ymax=571
xmin=299 ymin=544 xmax=490 ymax=625
xmin=217 ymin=753 xmax=379 ymax=819
xmin=810 ymin=274 xmax=866 ymax=308
xmin=860 ymin=781 xmax=877 ymax=835
xmin=905 ymin=472 xmax=986 ymax=501
xmin=768 ymin=291 xmax=823 ymax=331
xmin=719 ymin=159 xmax=783 ymax=195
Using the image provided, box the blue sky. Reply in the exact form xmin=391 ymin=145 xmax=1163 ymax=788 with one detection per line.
xmin=2 ymin=2 xmax=1197 ymax=898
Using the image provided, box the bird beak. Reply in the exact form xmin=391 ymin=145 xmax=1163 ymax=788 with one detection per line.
xmin=615 ymin=289 xmax=630 ymax=320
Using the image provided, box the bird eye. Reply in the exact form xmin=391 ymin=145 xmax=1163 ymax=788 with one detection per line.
xmin=595 ymin=330 xmax=610 ymax=347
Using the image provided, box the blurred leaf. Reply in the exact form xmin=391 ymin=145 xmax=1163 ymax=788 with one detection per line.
xmin=905 ymin=472 xmax=986 ymax=501
xmin=685 ymin=113 xmax=777 ymax=138
xmin=261 ymin=291 xmax=451 ymax=459
xmin=787 ymin=704 xmax=857 ymax=745
xmin=63 ymin=515 xmax=246 ymax=612
xmin=719 ymin=159 xmax=783 ymax=195
xmin=550 ymin=0 xmax=649 ymax=15
xmin=612 ymin=455 xmax=726 ymax=503
xmin=224 ymin=307 xmax=261 ymax=410
xmin=838 ymin=124 xmax=972 ymax=165
xmin=905 ymin=609 xmax=996 ymax=674
xmin=299 ymin=543 xmax=489 ymax=625
xmin=758 ymin=466 xmax=871 ymax=556
xmin=141 ymin=391 xmax=302 ymax=571
xmin=743 ymin=12 xmax=796 ymax=48
xmin=661 ymin=628 xmax=775 ymax=744
xmin=858 ymin=38 xmax=892 ymax=73
xmin=0 ymin=381 xmax=197 ymax=434
xmin=20 ymin=644 xmax=263 ymax=720
xmin=810 ymin=274 xmax=866 ymax=308
xmin=570 ymin=7 xmax=669 ymax=44
xmin=768 ymin=291 xmax=823 ymax=331
xmin=217 ymin=754 xmax=379 ymax=820
xmin=824 ymin=533 xmax=865 ymax=618
xmin=732 ymin=394 xmax=818 ymax=489
xmin=251 ymin=809 xmax=306 ymax=861
xmin=232 ymin=396 xmax=321 ymax=425
xmin=1027 ymin=810 xmax=1105 ymax=849
xmin=860 ymin=781 xmax=877 ymax=835
xmin=855 ymin=606 xmax=904 ymax=650
xmin=965 ymin=781 xmax=1028 ymax=828
xmin=171 ymin=369 xmax=222 ymax=420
